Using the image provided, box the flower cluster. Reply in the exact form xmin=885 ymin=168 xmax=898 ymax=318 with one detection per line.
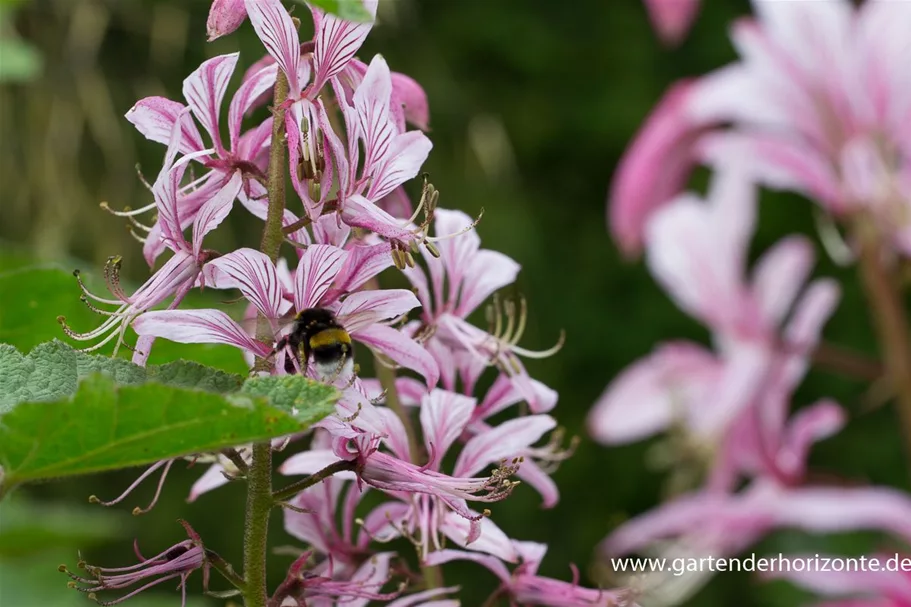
xmin=61 ymin=1 xmax=626 ymax=605
xmin=592 ymin=2 xmax=911 ymax=605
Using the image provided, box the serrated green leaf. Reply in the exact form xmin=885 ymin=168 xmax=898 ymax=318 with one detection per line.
xmin=294 ymin=0 xmax=372 ymax=22
xmin=241 ymin=375 xmax=339 ymax=426
xmin=146 ymin=359 xmax=244 ymax=392
xmin=0 ymin=374 xmax=308 ymax=492
xmin=0 ymin=341 xmax=79 ymax=413
xmin=0 ymin=340 xmax=243 ymax=412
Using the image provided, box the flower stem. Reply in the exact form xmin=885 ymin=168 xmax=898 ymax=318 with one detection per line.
xmin=271 ymin=459 xmax=357 ymax=502
xmin=242 ymin=442 xmax=273 ymax=607
xmin=259 ymin=69 xmax=290 ymax=263
xmin=373 ymin=356 xmax=443 ymax=590
xmin=855 ymin=216 xmax=911 ymax=472
xmin=242 ymin=64 xmax=291 ymax=607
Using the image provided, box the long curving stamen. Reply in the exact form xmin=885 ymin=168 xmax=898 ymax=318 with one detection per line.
xmin=89 ymin=460 xmax=169 ymax=508
xmin=127 ymin=227 xmax=147 ymax=244
xmin=58 ymin=313 xmax=122 ymax=341
xmin=99 ymin=201 xmax=157 ymax=217
xmin=423 ymin=208 xmax=485 ymax=244
xmin=511 ymin=329 xmax=565 ymax=359
xmin=131 ymin=459 xmax=174 ymax=516
xmin=509 ymin=294 xmax=528 ymax=345
xmin=501 ymin=299 xmax=516 ymax=344
xmin=80 ymin=295 xmax=121 ymax=317
xmin=73 ymin=270 xmax=124 ymax=305
xmin=104 ymin=256 xmax=129 ymax=302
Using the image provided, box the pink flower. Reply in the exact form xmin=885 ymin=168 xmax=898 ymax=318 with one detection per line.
xmin=60 ymin=111 xmax=240 ymax=364
xmin=132 ymin=245 xmax=439 ymax=385
xmin=269 ymin=551 xmax=402 ymax=607
xmin=62 ymin=521 xmax=209 ymax=606
xmin=768 ymin=556 xmax=911 ymax=607
xmin=643 ymin=0 xmax=701 ymax=46
xmin=283 ymin=389 xmax=554 ymax=557
xmin=125 ymin=53 xmax=276 ymax=264
xmin=403 ymin=208 xmax=562 ymax=412
xmin=426 ymin=542 xmax=636 ymax=607
xmin=590 ymin=166 xmax=841 ymax=475
xmin=611 ymin=0 xmax=911 ymax=255
xmin=206 ymin=0 xmax=246 ymax=41
xmin=244 ymin=0 xmax=377 ymax=101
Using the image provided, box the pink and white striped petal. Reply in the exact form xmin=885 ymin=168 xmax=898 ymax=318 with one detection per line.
xmin=336 ymin=289 xmax=420 ymax=334
xmin=228 ymin=63 xmax=277 ymax=150
xmin=309 ymin=0 xmax=378 ymax=93
xmin=132 ymin=309 xmax=270 ymax=357
xmin=455 ymin=415 xmax=556 ymax=478
xmin=125 ymin=96 xmax=206 ymax=155
xmin=419 ymin=389 xmax=476 ymax=470
xmin=353 ymin=324 xmax=440 ymax=388
xmin=244 ymin=0 xmax=302 ymax=97
xmin=182 ymin=53 xmax=239 ymax=155
xmin=202 ymin=248 xmax=286 ymax=320
xmin=294 ymin=244 xmax=349 ymax=310
xmin=191 ymin=170 xmax=243 ymax=257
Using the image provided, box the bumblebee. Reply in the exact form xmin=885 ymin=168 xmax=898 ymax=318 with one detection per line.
xmin=272 ymin=308 xmax=354 ymax=380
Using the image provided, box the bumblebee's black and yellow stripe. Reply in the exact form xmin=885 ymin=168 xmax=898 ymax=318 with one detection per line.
xmin=280 ymin=307 xmax=353 ymax=377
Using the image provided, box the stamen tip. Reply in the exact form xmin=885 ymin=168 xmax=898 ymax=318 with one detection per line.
xmin=58 ymin=564 xmax=68 ymax=572
xmin=88 ymin=494 xmax=100 ymax=504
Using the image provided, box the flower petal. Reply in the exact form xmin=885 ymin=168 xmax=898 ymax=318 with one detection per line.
xmin=182 ymin=53 xmax=239 ymax=154
xmin=391 ymin=70 xmax=430 ymax=131
xmin=644 ymin=0 xmax=701 ymax=46
xmin=206 ymin=0 xmax=247 ymax=41
xmin=353 ymin=324 xmax=440 ymax=387
xmin=192 ymin=170 xmax=243 ymax=257
xmin=609 ymin=80 xmax=705 ymax=256
xmin=244 ymin=0 xmax=301 ymax=97
xmin=441 ymin=510 xmax=520 ymax=562
xmin=202 ymin=248 xmax=285 ymax=320
xmin=423 ymin=549 xmax=511 ymax=583
xmin=132 ymin=309 xmax=270 ymax=357
xmin=228 ymin=63 xmax=278 ymax=150
xmin=125 ymin=96 xmax=205 ymax=155
xmin=366 ymin=131 xmax=433 ymax=201
xmin=751 ymin=235 xmax=814 ymax=328
xmin=294 ymin=244 xmax=349 ymax=310
xmin=310 ymin=0 xmax=378 ymax=93
xmin=455 ymin=415 xmax=556 ymax=478
xmin=336 ymin=289 xmax=420 ymax=334
xmin=419 ymin=389 xmax=475 ymax=469
xmin=354 ymin=55 xmax=395 ymax=175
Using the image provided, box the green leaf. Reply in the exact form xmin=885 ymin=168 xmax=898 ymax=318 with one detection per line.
xmin=0 ymin=374 xmax=317 ymax=491
xmin=0 ymin=261 xmax=247 ymax=374
xmin=294 ymin=0 xmax=372 ymax=22
xmin=0 ymin=496 xmax=123 ymax=559
xmin=0 ymin=340 xmax=242 ymax=413
xmin=241 ymin=374 xmax=340 ymax=426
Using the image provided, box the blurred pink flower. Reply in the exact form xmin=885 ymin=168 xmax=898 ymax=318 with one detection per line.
xmin=427 ymin=541 xmax=636 ymax=607
xmin=611 ymin=0 xmax=911 ymax=256
xmin=643 ymin=0 xmax=701 ymax=46
xmin=590 ymin=166 xmax=841 ymax=477
xmin=768 ymin=557 xmax=911 ymax=607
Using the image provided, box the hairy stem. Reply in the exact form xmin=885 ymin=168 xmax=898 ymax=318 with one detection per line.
xmin=811 ymin=342 xmax=885 ymax=382
xmin=374 ymin=356 xmax=443 ymax=589
xmin=243 ymin=442 xmax=273 ymax=607
xmin=272 ymin=459 xmax=357 ymax=502
xmin=855 ymin=216 xmax=911 ymax=470
xmin=243 ymin=66 xmax=291 ymax=607
xmin=259 ymin=70 xmax=290 ymax=262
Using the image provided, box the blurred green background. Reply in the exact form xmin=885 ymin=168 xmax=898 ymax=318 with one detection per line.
xmin=1 ymin=0 xmax=907 ymax=605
